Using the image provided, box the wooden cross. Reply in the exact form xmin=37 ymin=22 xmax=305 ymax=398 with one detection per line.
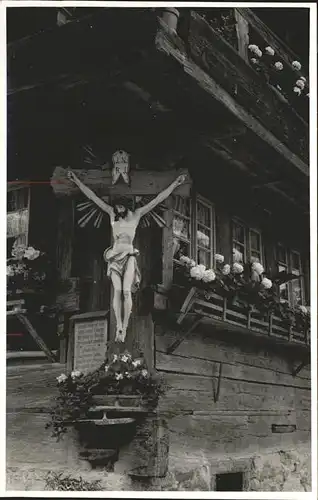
xmin=50 ymin=166 xmax=191 ymax=198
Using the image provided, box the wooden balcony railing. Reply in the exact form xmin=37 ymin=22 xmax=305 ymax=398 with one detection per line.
xmin=163 ymin=284 xmax=310 ymax=351
xmin=180 ymin=9 xmax=309 ymax=164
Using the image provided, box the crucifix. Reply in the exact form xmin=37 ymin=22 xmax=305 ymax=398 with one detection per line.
xmin=51 ymin=155 xmax=190 ymax=344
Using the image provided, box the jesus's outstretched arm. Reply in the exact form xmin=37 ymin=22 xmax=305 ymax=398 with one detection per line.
xmin=67 ymin=170 xmax=114 ymax=218
xmin=135 ymin=174 xmax=187 ymax=218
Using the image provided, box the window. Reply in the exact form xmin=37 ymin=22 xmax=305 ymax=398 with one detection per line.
xmin=232 ymin=219 xmax=263 ymax=263
xmin=276 ymin=244 xmax=304 ymax=307
xmin=215 ymin=472 xmax=244 ymax=491
xmin=7 ymin=187 xmax=30 ymax=254
xmin=172 ymin=194 xmax=215 ymax=267
xmin=172 ymin=196 xmax=192 ymax=261
xmin=195 ymin=198 xmax=215 ymax=267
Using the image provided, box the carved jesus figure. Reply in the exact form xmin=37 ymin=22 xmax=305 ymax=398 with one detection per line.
xmin=67 ymin=170 xmax=186 ymax=342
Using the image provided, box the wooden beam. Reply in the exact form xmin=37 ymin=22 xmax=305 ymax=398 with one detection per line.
xmin=155 ymin=28 xmax=309 ymax=177
xmin=166 ymin=316 xmax=202 ymax=355
xmin=234 ymin=9 xmax=249 ymax=62
xmin=51 ymin=166 xmax=191 ymax=197
xmin=56 ymin=198 xmax=76 ymax=363
xmin=205 ymin=139 xmax=308 ymax=212
xmin=16 ymin=314 xmax=56 ymax=362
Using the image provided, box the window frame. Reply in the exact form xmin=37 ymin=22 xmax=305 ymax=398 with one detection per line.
xmin=7 ymin=186 xmax=30 ymax=251
xmin=172 ymin=192 xmax=215 ymax=268
xmin=276 ymin=243 xmax=305 ymax=307
xmin=231 ymin=217 xmax=264 ymax=264
xmin=193 ymin=194 xmax=216 ymax=269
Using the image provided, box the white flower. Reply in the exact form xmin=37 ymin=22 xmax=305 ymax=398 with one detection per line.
xmin=298 ymin=305 xmax=309 ymax=315
xmin=197 ymin=231 xmax=210 ymax=246
xmin=180 ymin=255 xmax=191 ymax=265
xmin=104 ymin=365 xmax=109 ymax=372
xmin=71 ymin=370 xmax=81 ymax=379
xmin=293 ymin=87 xmax=301 ymax=96
xmin=222 ymin=264 xmax=231 ymax=276
xmin=179 ymin=255 xmax=196 ymax=267
xmin=57 ymin=373 xmax=68 ymax=384
xmin=274 ymin=61 xmax=283 ymax=71
xmin=24 ymin=246 xmax=40 ymax=261
xmin=300 ymin=76 xmax=306 ymax=82
xmin=233 ymin=248 xmax=243 ymax=263
xmin=292 ymin=60 xmax=302 ymax=71
xmin=250 ymin=58 xmax=258 ymax=65
xmin=251 ymin=262 xmax=264 ymax=275
xmin=248 ymin=44 xmax=259 ymax=54
xmin=265 ymin=46 xmax=275 ymax=56
xmin=124 ymin=371 xmax=131 ymax=378
xmin=190 ymin=265 xmax=205 ymax=280
xmin=7 ymin=265 xmax=14 ymax=277
xmin=11 ymin=243 xmax=27 ymax=260
xmin=121 ymin=354 xmax=129 ymax=363
xmin=113 ymin=354 xmax=118 ymax=362
xmin=115 ymin=373 xmax=123 ymax=381
xmin=141 ymin=369 xmax=148 ymax=378
xmin=232 ymin=263 xmax=244 ymax=274
xmin=255 ymin=48 xmax=262 ymax=58
xmin=132 ymin=359 xmax=142 ymax=368
xmin=202 ymin=269 xmax=216 ymax=283
xmin=14 ymin=263 xmax=26 ymax=275
xmin=261 ymin=277 xmax=272 ymax=289
xmin=215 ymin=254 xmax=224 ymax=264
xmin=295 ymin=79 xmax=305 ymax=90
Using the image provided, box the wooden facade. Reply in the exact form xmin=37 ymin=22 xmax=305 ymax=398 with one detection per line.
xmin=7 ymin=7 xmax=311 ymax=491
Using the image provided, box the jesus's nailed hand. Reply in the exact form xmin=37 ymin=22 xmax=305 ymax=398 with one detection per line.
xmin=175 ymin=174 xmax=187 ymax=186
xmin=67 ymin=170 xmax=77 ymax=183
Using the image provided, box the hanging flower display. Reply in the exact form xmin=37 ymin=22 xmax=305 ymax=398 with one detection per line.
xmin=295 ymin=79 xmax=305 ymax=90
xmin=248 ymin=44 xmax=262 ymax=58
xmin=292 ymin=60 xmax=302 ymax=71
xmin=274 ymin=61 xmax=284 ymax=71
xmin=173 ymin=253 xmax=310 ymax=335
xmin=7 ymin=241 xmax=51 ymax=297
xmin=246 ymin=41 xmax=309 ymax=112
xmin=265 ymin=46 xmax=275 ymax=56
xmin=47 ymin=349 xmax=166 ymax=440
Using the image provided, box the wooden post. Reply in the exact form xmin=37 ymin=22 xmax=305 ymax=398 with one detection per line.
xmin=56 ymin=198 xmax=75 ymax=363
xmin=234 ymin=9 xmax=250 ymax=63
xmin=128 ymin=415 xmax=169 ymax=478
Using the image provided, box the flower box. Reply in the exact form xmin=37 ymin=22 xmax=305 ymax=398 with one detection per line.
xmin=169 ymin=256 xmax=310 ymax=346
xmin=90 ymin=394 xmax=148 ymax=412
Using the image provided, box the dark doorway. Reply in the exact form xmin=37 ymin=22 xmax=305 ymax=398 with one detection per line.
xmin=215 ymin=472 xmax=243 ymax=491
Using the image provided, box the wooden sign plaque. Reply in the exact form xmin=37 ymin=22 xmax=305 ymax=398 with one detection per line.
xmin=67 ymin=310 xmax=109 ymax=374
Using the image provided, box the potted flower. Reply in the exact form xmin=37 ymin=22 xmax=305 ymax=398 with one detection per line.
xmin=173 ymin=252 xmax=310 ymax=338
xmin=47 ymin=350 xmax=166 ymax=441
xmin=7 ymin=241 xmax=54 ymax=312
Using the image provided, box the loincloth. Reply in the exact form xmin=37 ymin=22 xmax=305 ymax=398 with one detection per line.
xmin=103 ymin=246 xmax=141 ymax=292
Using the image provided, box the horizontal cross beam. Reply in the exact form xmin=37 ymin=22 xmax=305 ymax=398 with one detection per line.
xmin=51 ymin=166 xmax=191 ymax=197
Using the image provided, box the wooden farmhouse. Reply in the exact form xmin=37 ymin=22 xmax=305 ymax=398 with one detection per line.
xmin=7 ymin=7 xmax=311 ymax=492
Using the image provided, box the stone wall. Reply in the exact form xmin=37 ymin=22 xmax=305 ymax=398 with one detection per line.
xmin=7 ymin=341 xmax=311 ymax=493
xmin=7 ymin=445 xmax=311 ymax=492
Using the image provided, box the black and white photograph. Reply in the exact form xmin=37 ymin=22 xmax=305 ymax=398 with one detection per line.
xmin=4 ymin=2 xmax=316 ymax=494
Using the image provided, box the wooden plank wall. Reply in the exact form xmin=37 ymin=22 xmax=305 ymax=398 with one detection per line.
xmin=155 ymin=325 xmax=310 ymax=467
